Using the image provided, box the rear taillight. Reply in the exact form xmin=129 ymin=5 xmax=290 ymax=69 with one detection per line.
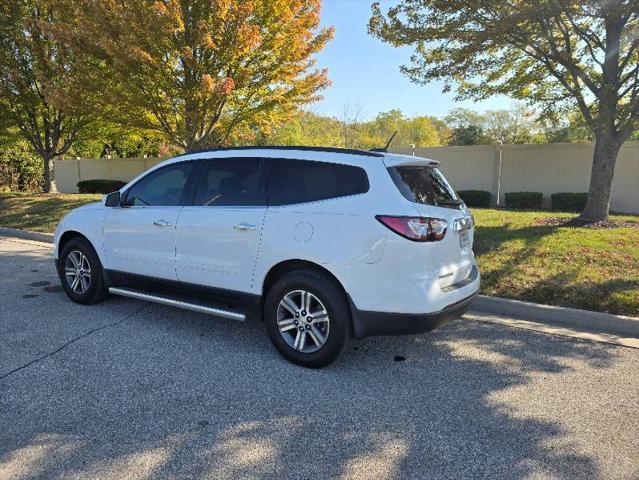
xmin=376 ymin=215 xmax=448 ymax=242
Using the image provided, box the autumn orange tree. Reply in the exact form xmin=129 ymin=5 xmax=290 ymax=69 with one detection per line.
xmin=60 ymin=0 xmax=332 ymax=152
xmin=0 ymin=1 xmax=89 ymax=192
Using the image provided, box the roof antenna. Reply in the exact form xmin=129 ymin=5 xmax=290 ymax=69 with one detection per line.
xmin=370 ymin=131 xmax=397 ymax=152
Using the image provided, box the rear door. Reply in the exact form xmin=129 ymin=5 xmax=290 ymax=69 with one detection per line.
xmin=386 ymin=162 xmax=475 ymax=288
xmin=175 ymin=157 xmax=266 ymax=292
xmin=102 ymin=161 xmax=196 ymax=280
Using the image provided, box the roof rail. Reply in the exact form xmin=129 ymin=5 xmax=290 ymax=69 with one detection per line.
xmin=174 ymin=145 xmax=384 ymax=158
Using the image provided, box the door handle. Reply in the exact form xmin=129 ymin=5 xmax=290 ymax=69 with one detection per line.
xmin=153 ymin=219 xmax=172 ymax=227
xmin=234 ymin=223 xmax=257 ymax=232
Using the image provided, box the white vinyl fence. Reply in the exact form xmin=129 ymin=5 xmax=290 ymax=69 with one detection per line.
xmin=54 ymin=157 xmax=167 ymax=194
xmin=395 ymin=142 xmax=639 ymax=214
xmin=54 ymin=142 xmax=639 ymax=214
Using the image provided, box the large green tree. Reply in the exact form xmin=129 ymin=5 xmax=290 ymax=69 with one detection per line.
xmin=448 ymin=124 xmax=487 ymax=146
xmin=361 ymin=109 xmax=442 ymax=148
xmin=445 ymin=106 xmax=541 ymax=144
xmin=0 ymin=1 xmax=88 ymax=192
xmin=370 ymin=1 xmax=639 ymax=221
xmin=59 ymin=0 xmax=332 ymax=152
xmin=255 ymin=110 xmax=344 ymax=147
xmin=250 ymin=108 xmax=443 ymax=149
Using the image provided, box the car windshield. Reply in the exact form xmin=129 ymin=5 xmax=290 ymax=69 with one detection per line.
xmin=388 ymin=166 xmax=460 ymax=207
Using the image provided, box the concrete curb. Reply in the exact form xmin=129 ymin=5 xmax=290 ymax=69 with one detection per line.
xmin=0 ymin=227 xmax=54 ymax=244
xmin=472 ymin=294 xmax=639 ymax=339
xmin=464 ymin=311 xmax=639 ymax=349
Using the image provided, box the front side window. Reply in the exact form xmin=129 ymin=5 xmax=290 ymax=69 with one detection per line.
xmin=267 ymin=159 xmax=369 ymax=206
xmin=124 ymin=161 xmax=194 ymax=206
xmin=193 ymin=158 xmax=262 ymax=206
xmin=388 ymin=166 xmax=459 ymax=206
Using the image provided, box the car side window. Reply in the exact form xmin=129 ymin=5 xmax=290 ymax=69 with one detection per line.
xmin=124 ymin=161 xmax=194 ymax=207
xmin=193 ymin=158 xmax=262 ymax=206
xmin=267 ymin=159 xmax=369 ymax=206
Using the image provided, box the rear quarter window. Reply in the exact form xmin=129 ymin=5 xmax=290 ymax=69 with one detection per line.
xmin=267 ymin=159 xmax=369 ymax=206
xmin=388 ymin=166 xmax=459 ymax=206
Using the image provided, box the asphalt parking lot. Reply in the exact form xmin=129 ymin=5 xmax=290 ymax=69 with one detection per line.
xmin=1 ymin=236 xmax=638 ymax=480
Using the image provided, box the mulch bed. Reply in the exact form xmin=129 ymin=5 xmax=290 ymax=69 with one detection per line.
xmin=535 ymin=216 xmax=639 ymax=229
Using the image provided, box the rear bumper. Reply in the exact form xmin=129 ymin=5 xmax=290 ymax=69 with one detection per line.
xmin=350 ymin=290 xmax=478 ymax=339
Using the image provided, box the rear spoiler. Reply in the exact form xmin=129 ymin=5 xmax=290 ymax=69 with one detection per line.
xmin=382 ymin=154 xmax=440 ymax=168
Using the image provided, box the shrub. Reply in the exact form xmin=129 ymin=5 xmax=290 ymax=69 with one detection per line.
xmin=505 ymin=191 xmax=543 ymax=209
xmin=0 ymin=143 xmax=43 ymax=192
xmin=551 ymin=192 xmax=588 ymax=211
xmin=77 ymin=179 xmax=126 ymax=194
xmin=457 ymin=190 xmax=491 ymax=208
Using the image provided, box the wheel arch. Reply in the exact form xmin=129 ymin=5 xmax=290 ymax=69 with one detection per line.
xmin=58 ymin=230 xmax=90 ymax=258
xmin=58 ymin=230 xmax=106 ymax=271
xmin=260 ymin=259 xmax=353 ymax=327
xmin=57 ymin=229 xmax=111 ymax=287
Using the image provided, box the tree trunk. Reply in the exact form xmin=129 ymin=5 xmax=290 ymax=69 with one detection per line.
xmin=42 ymin=155 xmax=57 ymax=193
xmin=579 ymin=133 xmax=621 ymax=222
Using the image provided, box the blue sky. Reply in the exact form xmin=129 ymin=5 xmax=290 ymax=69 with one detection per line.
xmin=312 ymin=0 xmax=513 ymax=120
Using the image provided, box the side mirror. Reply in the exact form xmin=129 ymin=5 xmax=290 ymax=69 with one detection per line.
xmin=104 ymin=191 xmax=121 ymax=207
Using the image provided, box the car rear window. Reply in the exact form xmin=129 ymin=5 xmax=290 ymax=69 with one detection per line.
xmin=388 ymin=166 xmax=459 ymax=206
xmin=267 ymin=159 xmax=369 ymax=206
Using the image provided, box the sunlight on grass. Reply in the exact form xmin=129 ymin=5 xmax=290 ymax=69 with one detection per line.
xmin=0 ymin=192 xmax=101 ymax=233
xmin=473 ymin=209 xmax=639 ymax=316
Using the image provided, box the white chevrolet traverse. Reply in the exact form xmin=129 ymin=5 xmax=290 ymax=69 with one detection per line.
xmin=54 ymin=146 xmax=479 ymax=367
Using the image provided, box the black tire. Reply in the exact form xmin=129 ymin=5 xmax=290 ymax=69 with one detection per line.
xmin=58 ymin=237 xmax=108 ymax=305
xmin=264 ymin=270 xmax=349 ymax=368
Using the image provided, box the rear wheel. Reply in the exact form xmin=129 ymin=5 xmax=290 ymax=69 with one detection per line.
xmin=58 ymin=237 xmax=108 ymax=305
xmin=264 ymin=271 xmax=349 ymax=368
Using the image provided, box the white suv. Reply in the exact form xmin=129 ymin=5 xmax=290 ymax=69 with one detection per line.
xmin=54 ymin=146 xmax=479 ymax=367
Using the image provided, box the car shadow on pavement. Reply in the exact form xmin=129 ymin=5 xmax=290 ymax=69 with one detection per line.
xmin=0 ymin=245 xmax=632 ymax=479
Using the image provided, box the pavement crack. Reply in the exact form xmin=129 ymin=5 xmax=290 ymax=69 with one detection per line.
xmin=0 ymin=303 xmax=149 ymax=381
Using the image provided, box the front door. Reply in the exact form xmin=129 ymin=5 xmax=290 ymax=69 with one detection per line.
xmin=176 ymin=157 xmax=266 ymax=292
xmin=103 ymin=161 xmax=195 ymax=280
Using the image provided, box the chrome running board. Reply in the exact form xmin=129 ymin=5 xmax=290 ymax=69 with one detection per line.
xmin=109 ymin=287 xmax=246 ymax=321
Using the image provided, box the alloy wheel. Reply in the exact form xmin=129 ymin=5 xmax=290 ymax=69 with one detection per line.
xmin=277 ymin=290 xmax=330 ymax=353
xmin=64 ymin=250 xmax=92 ymax=294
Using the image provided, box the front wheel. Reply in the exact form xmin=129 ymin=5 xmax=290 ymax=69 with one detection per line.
xmin=264 ymin=271 xmax=349 ymax=368
xmin=58 ymin=237 xmax=108 ymax=305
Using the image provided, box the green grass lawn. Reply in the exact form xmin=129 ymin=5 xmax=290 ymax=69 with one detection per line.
xmin=473 ymin=208 xmax=639 ymax=317
xmin=1 ymin=193 xmax=638 ymax=316
xmin=0 ymin=192 xmax=101 ymax=233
